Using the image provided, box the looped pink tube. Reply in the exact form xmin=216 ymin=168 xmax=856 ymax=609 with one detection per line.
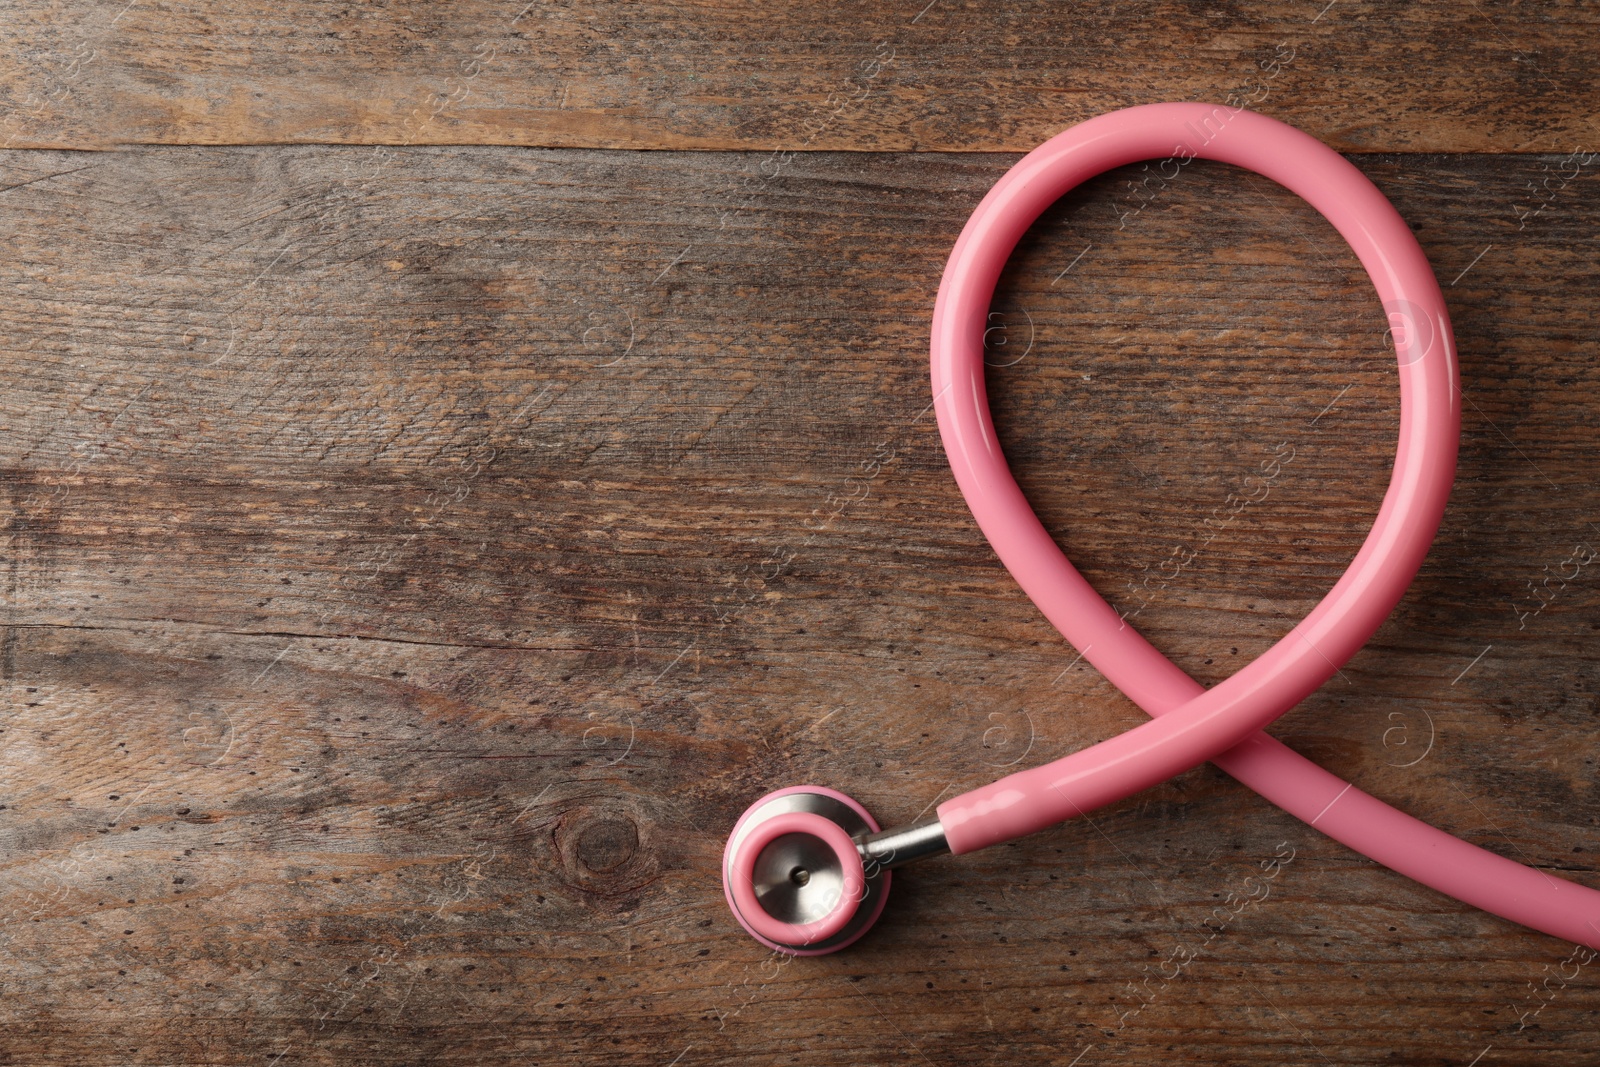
xmin=930 ymin=102 xmax=1600 ymax=949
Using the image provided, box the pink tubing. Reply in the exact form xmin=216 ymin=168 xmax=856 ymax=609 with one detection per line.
xmin=930 ymin=102 xmax=1600 ymax=950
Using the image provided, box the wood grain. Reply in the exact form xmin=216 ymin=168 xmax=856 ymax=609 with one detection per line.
xmin=0 ymin=141 xmax=1598 ymax=1064
xmin=3 ymin=1 xmax=1599 ymax=154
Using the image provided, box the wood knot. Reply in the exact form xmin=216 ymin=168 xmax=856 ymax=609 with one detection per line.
xmin=574 ymin=816 xmax=638 ymax=873
xmin=552 ymin=802 xmax=656 ymax=899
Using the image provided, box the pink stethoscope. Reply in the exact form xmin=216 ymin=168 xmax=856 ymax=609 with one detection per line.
xmin=722 ymin=102 xmax=1600 ymax=956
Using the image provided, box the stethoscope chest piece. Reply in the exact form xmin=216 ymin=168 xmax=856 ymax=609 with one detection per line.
xmin=721 ymin=786 xmax=890 ymax=955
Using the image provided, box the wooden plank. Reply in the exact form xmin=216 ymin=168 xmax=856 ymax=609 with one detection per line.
xmin=3 ymin=1 xmax=1598 ymax=153
xmin=0 ymin=144 xmax=1598 ymax=1063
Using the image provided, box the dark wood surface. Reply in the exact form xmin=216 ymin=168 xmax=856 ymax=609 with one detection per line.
xmin=4 ymin=0 xmax=1599 ymax=153
xmin=1 ymin=5 xmax=1599 ymax=1066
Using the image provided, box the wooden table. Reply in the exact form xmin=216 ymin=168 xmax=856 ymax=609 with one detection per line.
xmin=1 ymin=3 xmax=1597 ymax=1064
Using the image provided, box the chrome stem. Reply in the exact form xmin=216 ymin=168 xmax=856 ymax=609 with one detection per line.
xmin=856 ymin=816 xmax=949 ymax=873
